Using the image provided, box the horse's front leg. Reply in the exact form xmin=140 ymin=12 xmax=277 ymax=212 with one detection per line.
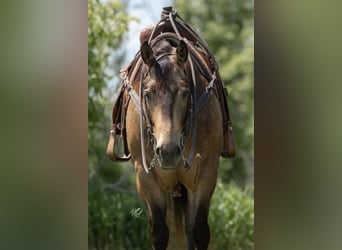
xmin=136 ymin=168 xmax=169 ymax=250
xmin=186 ymin=159 xmax=218 ymax=250
xmin=185 ymin=190 xmax=212 ymax=250
xmin=149 ymin=203 xmax=169 ymax=250
xmin=184 ymin=194 xmax=196 ymax=250
xmin=192 ymin=200 xmax=211 ymax=250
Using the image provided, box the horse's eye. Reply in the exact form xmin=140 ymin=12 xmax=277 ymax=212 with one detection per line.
xmin=182 ymin=89 xmax=190 ymax=99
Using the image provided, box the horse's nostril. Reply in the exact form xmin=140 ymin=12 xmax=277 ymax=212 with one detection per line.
xmin=155 ymin=147 xmax=161 ymax=156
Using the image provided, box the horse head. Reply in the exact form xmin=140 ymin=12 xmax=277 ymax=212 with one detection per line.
xmin=140 ymin=39 xmax=191 ymax=169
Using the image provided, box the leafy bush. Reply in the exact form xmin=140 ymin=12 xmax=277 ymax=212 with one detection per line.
xmin=88 ymin=178 xmax=149 ymax=250
xmin=209 ymin=181 xmax=254 ymax=250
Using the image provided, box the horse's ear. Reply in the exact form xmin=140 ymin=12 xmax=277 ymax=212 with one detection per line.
xmin=176 ymin=40 xmax=188 ymax=65
xmin=140 ymin=41 xmax=155 ymax=68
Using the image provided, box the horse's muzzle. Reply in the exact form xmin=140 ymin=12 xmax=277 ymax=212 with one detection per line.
xmin=155 ymin=143 xmax=181 ymax=170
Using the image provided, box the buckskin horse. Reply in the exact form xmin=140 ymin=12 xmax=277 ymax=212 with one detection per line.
xmin=107 ymin=7 xmax=236 ymax=250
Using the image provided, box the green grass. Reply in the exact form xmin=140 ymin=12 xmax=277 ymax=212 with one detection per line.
xmin=88 ymin=178 xmax=149 ymax=250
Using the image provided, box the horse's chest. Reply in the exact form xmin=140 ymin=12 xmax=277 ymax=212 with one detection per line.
xmin=154 ymin=160 xmax=201 ymax=192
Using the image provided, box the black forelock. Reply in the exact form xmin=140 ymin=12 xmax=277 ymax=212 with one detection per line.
xmin=146 ymin=39 xmax=179 ymax=83
xmin=154 ymin=39 xmax=175 ymax=56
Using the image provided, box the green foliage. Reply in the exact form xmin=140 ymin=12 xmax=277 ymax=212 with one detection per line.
xmin=175 ymin=0 xmax=254 ymax=183
xmin=210 ymin=181 xmax=254 ymax=250
xmin=88 ymin=179 xmax=253 ymax=249
xmin=88 ymin=0 xmax=133 ymax=172
xmin=88 ymin=0 xmax=129 ymax=127
xmin=88 ymin=1 xmax=142 ymax=247
xmin=88 ymin=179 xmax=150 ymax=250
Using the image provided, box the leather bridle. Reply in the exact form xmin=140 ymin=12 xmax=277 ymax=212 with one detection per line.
xmin=123 ymin=48 xmax=216 ymax=174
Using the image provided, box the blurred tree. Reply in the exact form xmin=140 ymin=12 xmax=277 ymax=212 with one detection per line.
xmin=175 ymin=0 xmax=254 ymax=185
xmin=88 ymin=0 xmax=133 ymax=177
